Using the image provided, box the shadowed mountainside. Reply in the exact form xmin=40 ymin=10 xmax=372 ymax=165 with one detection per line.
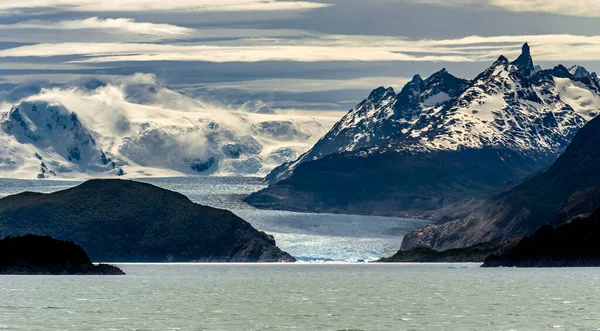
xmin=483 ymin=208 xmax=600 ymax=267
xmin=401 ymin=115 xmax=600 ymax=251
xmin=0 ymin=179 xmax=295 ymax=262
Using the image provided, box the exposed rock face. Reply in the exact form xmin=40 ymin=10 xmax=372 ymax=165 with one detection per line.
xmin=377 ymin=243 xmax=500 ymax=263
xmin=402 ymin=114 xmax=600 ymax=251
xmin=482 ymin=209 xmax=600 ymax=267
xmin=0 ymin=235 xmax=124 ymax=275
xmin=0 ymin=180 xmax=295 ymax=263
xmin=249 ymin=44 xmax=600 ymax=216
xmin=553 ymin=187 xmax=600 ymax=225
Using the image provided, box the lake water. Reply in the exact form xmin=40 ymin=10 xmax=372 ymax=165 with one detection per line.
xmin=1 ymin=263 xmax=599 ymax=331
xmin=0 ymin=177 xmax=429 ymax=262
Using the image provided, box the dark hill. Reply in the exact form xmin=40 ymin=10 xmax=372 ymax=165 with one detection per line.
xmin=0 ymin=179 xmax=294 ymax=262
xmin=482 ymin=208 xmax=600 ymax=267
xmin=0 ymin=235 xmax=124 ymax=275
xmin=377 ymin=243 xmax=500 ymax=263
xmin=402 ymin=115 xmax=600 ymax=251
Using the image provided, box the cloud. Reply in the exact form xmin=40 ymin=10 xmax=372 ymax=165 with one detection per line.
xmin=491 ymin=0 xmax=600 ymax=17
xmin=0 ymin=17 xmax=319 ymax=43
xmin=193 ymin=77 xmax=412 ymax=93
xmin=0 ymin=17 xmax=324 ymax=43
xmin=0 ymin=0 xmax=331 ymax=14
xmin=0 ymin=42 xmax=474 ymax=63
xmin=3 ymin=34 xmax=600 ymax=64
xmin=0 ymin=17 xmax=194 ymax=38
xmin=403 ymin=0 xmax=600 ymax=18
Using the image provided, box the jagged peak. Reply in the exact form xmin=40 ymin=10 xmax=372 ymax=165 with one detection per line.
xmin=550 ymin=64 xmax=572 ymax=78
xmin=368 ymin=86 xmax=395 ymax=100
xmin=425 ymin=68 xmax=465 ymax=83
xmin=410 ymin=74 xmax=423 ymax=83
xmin=427 ymin=68 xmax=449 ymax=79
xmin=494 ymin=55 xmax=509 ymax=65
xmin=511 ymin=42 xmax=535 ymax=77
xmin=569 ymin=65 xmax=592 ymax=79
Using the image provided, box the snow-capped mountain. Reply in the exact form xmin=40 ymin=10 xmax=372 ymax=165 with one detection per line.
xmin=268 ymin=43 xmax=600 ymax=183
xmin=248 ymin=43 xmax=600 ymax=215
xmin=0 ymin=76 xmax=339 ymax=179
xmin=268 ymin=69 xmax=469 ymax=182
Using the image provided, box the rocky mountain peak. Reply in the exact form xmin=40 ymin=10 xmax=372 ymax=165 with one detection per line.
xmin=368 ymin=86 xmax=395 ymax=101
xmin=410 ymin=74 xmax=423 ymax=83
xmin=494 ymin=55 xmax=510 ymax=65
xmin=511 ymin=42 xmax=535 ymax=77
xmin=569 ymin=65 xmax=592 ymax=79
xmin=548 ymin=64 xmax=572 ymax=78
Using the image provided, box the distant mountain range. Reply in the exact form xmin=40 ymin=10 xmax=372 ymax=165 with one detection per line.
xmin=246 ymin=43 xmax=600 ymax=215
xmin=0 ymin=78 xmax=337 ymax=179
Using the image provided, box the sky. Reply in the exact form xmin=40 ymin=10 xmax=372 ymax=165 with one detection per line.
xmin=1 ymin=0 xmax=600 ymax=111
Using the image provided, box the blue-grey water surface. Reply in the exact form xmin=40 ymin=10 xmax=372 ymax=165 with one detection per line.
xmin=1 ymin=264 xmax=600 ymax=331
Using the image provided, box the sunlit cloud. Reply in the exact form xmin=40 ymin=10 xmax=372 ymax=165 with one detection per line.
xmin=0 ymin=0 xmax=331 ymax=14
xmin=0 ymin=17 xmax=194 ymax=38
xmin=491 ymin=0 xmax=600 ymax=17
xmin=403 ymin=0 xmax=600 ymax=18
xmin=194 ymin=77 xmax=412 ymax=93
xmin=3 ymin=34 xmax=600 ymax=64
xmin=0 ymin=43 xmax=474 ymax=63
xmin=0 ymin=17 xmax=318 ymax=43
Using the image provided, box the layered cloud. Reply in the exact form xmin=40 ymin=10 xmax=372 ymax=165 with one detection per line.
xmin=409 ymin=0 xmax=600 ymax=18
xmin=0 ymin=17 xmax=318 ymax=43
xmin=3 ymin=34 xmax=600 ymax=63
xmin=0 ymin=17 xmax=194 ymax=37
xmin=0 ymin=17 xmax=194 ymax=42
xmin=197 ymin=77 xmax=413 ymax=93
xmin=0 ymin=0 xmax=330 ymax=14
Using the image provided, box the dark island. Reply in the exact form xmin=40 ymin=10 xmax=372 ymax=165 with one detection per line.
xmin=0 ymin=235 xmax=124 ymax=275
xmin=377 ymin=243 xmax=500 ymax=263
xmin=482 ymin=208 xmax=600 ymax=267
xmin=0 ymin=179 xmax=295 ymax=263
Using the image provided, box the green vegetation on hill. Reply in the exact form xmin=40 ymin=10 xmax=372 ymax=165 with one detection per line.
xmin=0 ymin=179 xmax=295 ymax=262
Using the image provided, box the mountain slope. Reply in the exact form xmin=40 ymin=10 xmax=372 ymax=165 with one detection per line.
xmin=247 ymin=44 xmax=600 ymax=215
xmin=267 ymin=69 xmax=469 ymax=182
xmin=401 ymin=114 xmax=600 ymax=251
xmin=0 ymin=179 xmax=295 ymax=262
xmin=482 ymin=208 xmax=600 ymax=268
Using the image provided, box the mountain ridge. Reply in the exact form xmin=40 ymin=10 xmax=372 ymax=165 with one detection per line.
xmin=247 ymin=43 xmax=600 ymax=216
